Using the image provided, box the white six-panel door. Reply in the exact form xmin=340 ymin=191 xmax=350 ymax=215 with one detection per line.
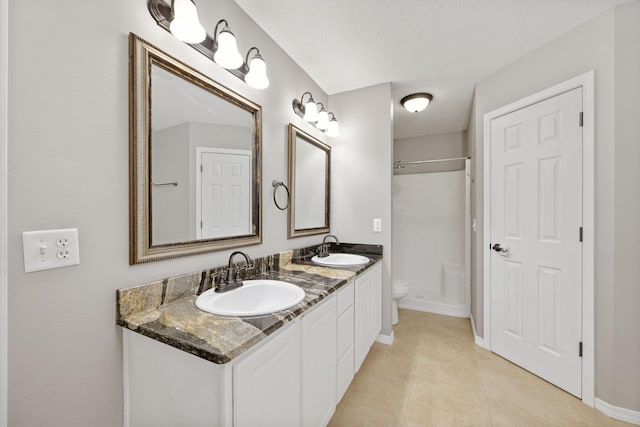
xmin=490 ymin=87 xmax=583 ymax=397
xmin=196 ymin=148 xmax=251 ymax=239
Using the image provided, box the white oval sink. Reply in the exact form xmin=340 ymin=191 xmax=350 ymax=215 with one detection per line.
xmin=196 ymin=280 xmax=306 ymax=317
xmin=311 ymin=253 xmax=370 ymax=267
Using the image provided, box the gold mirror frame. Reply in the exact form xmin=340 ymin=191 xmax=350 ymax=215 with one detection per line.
xmin=287 ymin=124 xmax=330 ymax=238
xmin=129 ymin=33 xmax=262 ymax=264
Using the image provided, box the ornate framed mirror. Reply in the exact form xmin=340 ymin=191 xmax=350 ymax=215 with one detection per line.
xmin=287 ymin=124 xmax=330 ymax=238
xmin=129 ymin=33 xmax=262 ymax=264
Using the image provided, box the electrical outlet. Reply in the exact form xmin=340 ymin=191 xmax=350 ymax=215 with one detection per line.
xmin=22 ymin=228 xmax=80 ymax=273
xmin=373 ymin=218 xmax=382 ymax=233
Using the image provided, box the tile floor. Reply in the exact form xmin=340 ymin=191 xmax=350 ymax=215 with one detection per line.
xmin=328 ymin=309 xmax=632 ymax=427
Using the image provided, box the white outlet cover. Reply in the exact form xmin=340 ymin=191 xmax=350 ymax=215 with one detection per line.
xmin=373 ymin=218 xmax=382 ymax=232
xmin=22 ymin=228 xmax=80 ymax=273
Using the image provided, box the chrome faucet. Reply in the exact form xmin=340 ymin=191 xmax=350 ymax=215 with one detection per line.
xmin=318 ymin=234 xmax=340 ymax=258
xmin=216 ymin=251 xmax=253 ymax=293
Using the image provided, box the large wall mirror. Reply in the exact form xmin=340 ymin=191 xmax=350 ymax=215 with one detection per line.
xmin=129 ymin=34 xmax=262 ymax=264
xmin=287 ymin=124 xmax=330 ymax=238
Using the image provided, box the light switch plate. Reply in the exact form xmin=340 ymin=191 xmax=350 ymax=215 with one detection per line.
xmin=373 ymin=218 xmax=382 ymax=233
xmin=22 ymin=228 xmax=80 ymax=273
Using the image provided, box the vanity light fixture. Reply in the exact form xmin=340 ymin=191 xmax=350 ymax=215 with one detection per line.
xmin=243 ymin=47 xmax=270 ymax=89
xmin=401 ymin=92 xmax=433 ymax=113
xmin=148 ymin=0 xmax=269 ymax=89
xmin=315 ymin=103 xmax=330 ymax=130
xmin=326 ymin=113 xmax=340 ymax=138
xmin=292 ymin=92 xmax=319 ymax=122
xmin=168 ymin=0 xmax=206 ymax=43
xmin=292 ymin=92 xmax=340 ymax=137
xmin=212 ymin=19 xmax=243 ymax=69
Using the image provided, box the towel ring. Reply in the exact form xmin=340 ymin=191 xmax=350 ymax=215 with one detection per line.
xmin=272 ymin=180 xmax=290 ymax=210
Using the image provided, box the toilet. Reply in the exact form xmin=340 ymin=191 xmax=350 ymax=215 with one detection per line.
xmin=392 ymin=279 xmax=409 ymax=325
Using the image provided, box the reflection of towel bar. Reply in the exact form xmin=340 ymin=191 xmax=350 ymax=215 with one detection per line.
xmin=152 ymin=182 xmax=178 ymax=187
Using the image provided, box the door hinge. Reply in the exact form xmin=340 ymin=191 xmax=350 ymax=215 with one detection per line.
xmin=200 ymin=221 xmax=203 ymax=229
xmin=579 ymin=341 xmax=583 ymax=357
xmin=200 ymin=164 xmax=203 ymax=173
xmin=579 ymin=112 xmax=584 ymax=127
xmin=579 ymin=227 xmax=583 ymax=242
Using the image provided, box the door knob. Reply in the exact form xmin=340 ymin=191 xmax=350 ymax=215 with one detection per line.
xmin=492 ymin=243 xmax=509 ymax=253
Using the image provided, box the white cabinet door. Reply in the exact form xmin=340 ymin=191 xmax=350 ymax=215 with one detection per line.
xmin=336 ymin=281 xmax=355 ymax=403
xmin=302 ymin=296 xmax=337 ymax=427
xmin=354 ymin=270 xmax=371 ymax=372
xmin=369 ymin=265 xmax=382 ymax=345
xmin=234 ymin=320 xmax=301 ymax=427
xmin=124 ymin=329 xmax=228 ymax=427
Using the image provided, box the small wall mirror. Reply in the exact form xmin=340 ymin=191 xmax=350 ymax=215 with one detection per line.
xmin=287 ymin=124 xmax=330 ymax=238
xmin=129 ymin=34 xmax=262 ymax=264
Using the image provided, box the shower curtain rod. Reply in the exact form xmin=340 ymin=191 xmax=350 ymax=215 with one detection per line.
xmin=394 ymin=156 xmax=469 ymax=166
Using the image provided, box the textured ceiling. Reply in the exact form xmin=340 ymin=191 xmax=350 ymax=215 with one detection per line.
xmin=233 ymin=0 xmax=630 ymax=138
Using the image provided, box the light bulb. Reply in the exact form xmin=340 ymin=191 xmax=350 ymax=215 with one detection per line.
xmin=327 ymin=118 xmax=340 ymax=138
xmin=244 ymin=55 xmax=269 ymax=89
xmin=213 ymin=28 xmax=243 ymax=69
xmin=316 ymin=108 xmax=330 ymax=130
xmin=302 ymin=98 xmax=318 ymax=122
xmin=169 ymin=0 xmax=206 ymax=44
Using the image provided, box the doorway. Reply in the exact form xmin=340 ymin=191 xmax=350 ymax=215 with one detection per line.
xmin=482 ymin=72 xmax=595 ymax=405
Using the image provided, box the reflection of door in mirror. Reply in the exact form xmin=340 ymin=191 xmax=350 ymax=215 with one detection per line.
xmin=196 ymin=148 xmax=251 ymax=239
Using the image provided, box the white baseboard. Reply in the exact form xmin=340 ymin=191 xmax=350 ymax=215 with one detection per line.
xmin=398 ymin=299 xmax=469 ymax=318
xmin=470 ymin=315 xmax=488 ymax=349
xmin=376 ymin=331 xmax=394 ymax=345
xmin=595 ymin=398 xmax=640 ymax=425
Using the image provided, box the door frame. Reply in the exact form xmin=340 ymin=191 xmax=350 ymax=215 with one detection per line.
xmin=482 ymin=71 xmax=595 ymax=406
xmin=1 ymin=0 xmax=8 ymax=423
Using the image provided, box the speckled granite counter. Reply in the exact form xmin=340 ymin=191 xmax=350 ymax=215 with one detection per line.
xmin=116 ymin=243 xmax=382 ymax=364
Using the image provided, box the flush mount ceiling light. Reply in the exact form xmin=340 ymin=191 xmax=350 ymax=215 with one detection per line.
xmin=292 ymin=92 xmax=340 ymax=137
xmin=401 ymin=93 xmax=433 ymax=113
xmin=148 ymin=0 xmax=269 ymax=89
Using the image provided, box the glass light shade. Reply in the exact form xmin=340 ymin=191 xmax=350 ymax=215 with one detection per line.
xmin=316 ymin=109 xmax=330 ymax=130
xmin=169 ymin=0 xmax=206 ymax=44
xmin=401 ymin=93 xmax=433 ymax=113
xmin=326 ymin=118 xmax=340 ymax=137
xmin=302 ymin=99 xmax=318 ymax=122
xmin=244 ymin=56 xmax=269 ymax=89
xmin=213 ymin=29 xmax=243 ymax=69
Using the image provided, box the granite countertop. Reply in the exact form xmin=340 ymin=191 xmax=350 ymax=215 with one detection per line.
xmin=116 ymin=243 xmax=382 ymax=364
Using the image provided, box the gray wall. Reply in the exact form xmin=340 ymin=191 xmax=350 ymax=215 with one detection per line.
xmin=394 ymin=130 xmax=467 ymax=174
xmin=612 ymin=0 xmax=640 ymax=411
xmin=329 ymin=83 xmax=394 ymax=336
xmin=152 ymin=123 xmax=191 ymax=243
xmin=468 ymin=2 xmax=640 ymax=411
xmin=7 ymin=0 xmax=335 ymax=425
